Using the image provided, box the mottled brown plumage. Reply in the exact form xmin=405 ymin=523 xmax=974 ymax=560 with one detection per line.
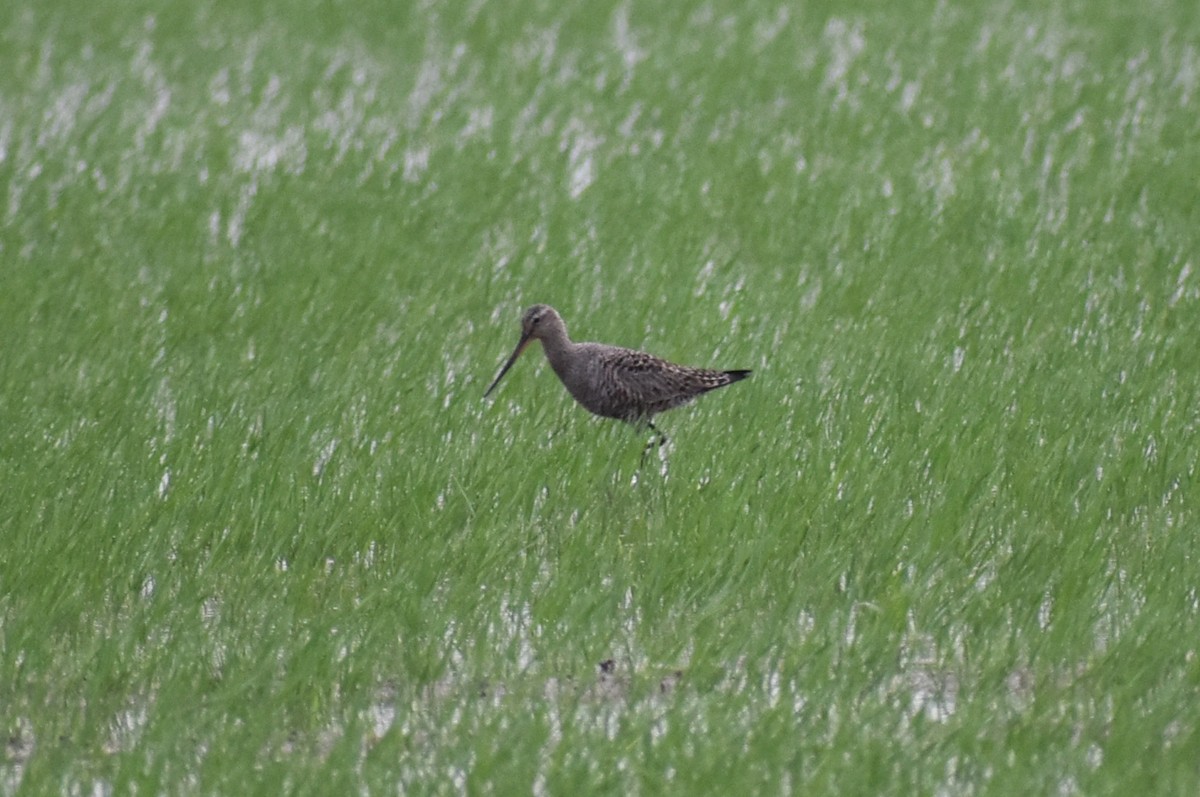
xmin=485 ymin=305 xmax=750 ymax=451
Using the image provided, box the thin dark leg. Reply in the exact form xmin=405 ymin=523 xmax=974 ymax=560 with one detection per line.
xmin=640 ymin=421 xmax=669 ymax=466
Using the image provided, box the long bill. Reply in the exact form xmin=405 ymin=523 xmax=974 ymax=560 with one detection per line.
xmin=484 ymin=333 xmax=532 ymax=397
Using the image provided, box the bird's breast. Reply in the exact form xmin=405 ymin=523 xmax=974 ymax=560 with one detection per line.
xmin=542 ymin=342 xmax=632 ymax=420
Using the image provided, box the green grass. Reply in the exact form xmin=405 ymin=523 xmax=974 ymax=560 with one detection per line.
xmin=2 ymin=0 xmax=1199 ymax=793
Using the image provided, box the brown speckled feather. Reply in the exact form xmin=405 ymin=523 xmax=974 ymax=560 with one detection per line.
xmin=597 ymin=347 xmax=748 ymax=421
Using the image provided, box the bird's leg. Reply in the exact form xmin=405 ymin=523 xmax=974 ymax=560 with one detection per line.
xmin=640 ymin=421 xmax=669 ymax=466
xmin=649 ymin=421 xmax=668 ymax=449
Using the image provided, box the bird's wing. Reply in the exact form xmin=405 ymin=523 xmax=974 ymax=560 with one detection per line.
xmin=600 ymin=348 xmax=718 ymax=417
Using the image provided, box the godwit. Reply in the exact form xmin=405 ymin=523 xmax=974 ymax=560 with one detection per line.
xmin=484 ymin=304 xmax=751 ymax=455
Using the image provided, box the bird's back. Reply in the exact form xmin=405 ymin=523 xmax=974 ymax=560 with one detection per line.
xmin=577 ymin=344 xmax=748 ymax=422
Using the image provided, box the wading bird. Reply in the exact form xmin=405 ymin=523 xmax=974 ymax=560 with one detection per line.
xmin=484 ymin=304 xmax=751 ymax=458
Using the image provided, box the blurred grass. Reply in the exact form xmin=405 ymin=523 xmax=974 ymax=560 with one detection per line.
xmin=2 ymin=0 xmax=1199 ymax=793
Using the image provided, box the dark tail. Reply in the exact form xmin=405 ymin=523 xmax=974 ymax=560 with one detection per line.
xmin=697 ymin=368 xmax=752 ymax=395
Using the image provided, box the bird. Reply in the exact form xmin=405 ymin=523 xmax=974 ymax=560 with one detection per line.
xmin=484 ymin=304 xmax=751 ymax=457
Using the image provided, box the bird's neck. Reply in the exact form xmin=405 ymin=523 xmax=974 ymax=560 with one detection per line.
xmin=539 ymin=331 xmax=574 ymax=372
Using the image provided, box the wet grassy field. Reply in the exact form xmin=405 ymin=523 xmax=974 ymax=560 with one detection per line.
xmin=3 ymin=0 xmax=1199 ymax=793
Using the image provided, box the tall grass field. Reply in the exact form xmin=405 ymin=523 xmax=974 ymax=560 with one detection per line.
xmin=2 ymin=0 xmax=1198 ymax=793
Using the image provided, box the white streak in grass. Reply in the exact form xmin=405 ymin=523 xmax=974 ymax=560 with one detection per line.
xmin=1039 ymin=591 xmax=1053 ymax=630
xmin=612 ymin=4 xmax=645 ymax=75
xmin=843 ymin=601 xmax=858 ymax=646
xmin=753 ymin=7 xmax=790 ymax=47
xmin=766 ymin=668 xmax=782 ymax=708
xmin=898 ymin=623 xmax=958 ymax=723
xmin=617 ymin=101 xmax=642 ymax=142
xmin=821 ymin=18 xmax=866 ymax=108
xmin=403 ymin=146 xmax=430 ymax=183
xmin=226 ymin=179 xmax=257 ymax=248
xmin=37 ymin=80 xmax=89 ymax=149
xmin=564 ymin=118 xmax=602 ymax=199
xmin=104 ymin=700 xmax=150 ymax=755
xmin=3 ymin=716 xmax=33 ymax=792
xmin=458 ymin=105 xmax=494 ymax=147
xmin=368 ymin=700 xmax=395 ymax=739
xmin=1174 ymin=44 xmax=1200 ymax=105
xmin=233 ymin=126 xmax=307 ymax=175
xmin=313 ymin=436 xmax=339 ymax=479
xmin=6 ymin=158 xmax=37 ymax=225
xmin=492 ymin=597 xmax=537 ymax=672
xmin=207 ymin=210 xmax=221 ymax=248
xmin=694 ymin=260 xmax=715 ymax=298
xmin=208 ymin=67 xmax=231 ymax=106
xmin=1169 ymin=261 xmax=1194 ymax=307
xmin=917 ymin=144 xmax=957 ymax=214
xmin=407 ymin=51 xmax=445 ymax=123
